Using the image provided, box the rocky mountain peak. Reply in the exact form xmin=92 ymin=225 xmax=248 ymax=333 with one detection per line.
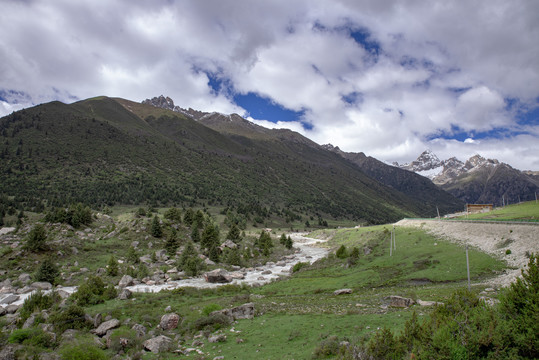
xmin=401 ymin=149 xmax=442 ymax=173
xmin=142 ymin=95 xmax=176 ymax=111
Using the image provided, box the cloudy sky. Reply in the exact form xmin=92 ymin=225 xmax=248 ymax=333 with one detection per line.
xmin=1 ymin=0 xmax=538 ymax=170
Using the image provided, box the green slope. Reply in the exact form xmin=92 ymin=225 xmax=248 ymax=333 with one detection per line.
xmin=0 ymin=96 xmax=438 ymax=223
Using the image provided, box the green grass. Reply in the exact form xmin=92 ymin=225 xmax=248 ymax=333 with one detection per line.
xmin=456 ymin=200 xmax=539 ymax=221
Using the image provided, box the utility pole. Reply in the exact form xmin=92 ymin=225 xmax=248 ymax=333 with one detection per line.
xmin=502 ymin=195 xmax=505 ymax=207
xmin=389 ymin=231 xmax=392 ymax=257
xmin=535 ymin=192 xmax=537 ymax=204
xmin=466 ymin=244 xmax=471 ymax=292
xmin=393 ymin=225 xmax=396 ymax=251
xmin=436 ymin=206 xmax=440 ymax=220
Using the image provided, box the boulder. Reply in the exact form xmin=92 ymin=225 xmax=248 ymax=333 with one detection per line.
xmin=204 ymin=269 xmax=232 ymax=283
xmin=334 ymin=288 xmax=353 ymax=295
xmin=417 ymin=299 xmax=443 ymax=306
xmin=118 ymin=275 xmax=134 ymax=288
xmin=211 ymin=303 xmax=255 ymax=321
xmin=0 ymin=344 xmax=17 ymax=360
xmin=132 ymin=323 xmax=146 ymax=338
xmin=143 ymin=335 xmax=172 ymax=353
xmin=118 ymin=288 xmax=132 ymax=300
xmin=159 ymin=313 xmax=180 ymax=330
xmin=0 ymin=294 xmax=19 ymax=305
xmin=31 ymin=282 xmax=53 ymax=290
xmin=227 ymin=271 xmax=245 ymax=280
xmin=94 ymin=318 xmax=120 ymax=336
xmin=219 ymin=240 xmax=237 ymax=250
xmin=385 ymin=296 xmax=415 ymax=308
xmin=0 ymin=307 xmax=6 ymax=316
xmin=18 ymin=273 xmax=32 ymax=284
xmin=208 ymin=333 xmax=227 ymax=343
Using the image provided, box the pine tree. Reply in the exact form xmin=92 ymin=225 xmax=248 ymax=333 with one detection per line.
xmin=165 ymin=228 xmax=179 ymax=256
xmin=151 ymin=215 xmax=162 ymax=238
xmin=285 ymin=236 xmax=293 ymax=250
xmin=35 ymin=258 xmax=59 ymax=284
xmin=107 ymin=255 xmax=119 ymax=276
xmin=25 ymin=224 xmax=48 ymax=252
xmin=226 ymin=223 xmax=241 ymax=242
xmin=279 ymin=233 xmax=287 ymax=245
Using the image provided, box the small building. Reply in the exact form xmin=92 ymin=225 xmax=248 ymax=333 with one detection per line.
xmin=466 ymin=204 xmax=493 ymax=214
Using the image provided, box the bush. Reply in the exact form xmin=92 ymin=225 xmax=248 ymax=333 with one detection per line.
xmin=292 ymin=262 xmax=308 ymax=273
xmin=35 ymin=258 xmax=60 ymax=284
xmin=193 ymin=313 xmax=231 ymax=332
xmin=107 ymin=255 xmax=119 ymax=276
xmin=50 ymin=304 xmax=90 ymax=333
xmin=60 ymin=342 xmax=108 ymax=360
xmin=336 ymin=245 xmax=348 ymax=259
xmin=151 ymin=215 xmax=162 ymax=238
xmin=19 ymin=290 xmax=56 ymax=322
xmin=312 ymin=335 xmax=341 ymax=358
xmin=107 ymin=327 xmax=141 ymax=354
xmin=45 ymin=203 xmax=92 ymax=228
xmin=70 ymin=276 xmax=115 ymax=306
xmin=202 ymin=303 xmax=223 ymax=316
xmin=164 ymin=207 xmax=182 ymax=222
xmin=25 ymin=224 xmax=48 ymax=252
xmin=8 ymin=327 xmax=55 ymax=348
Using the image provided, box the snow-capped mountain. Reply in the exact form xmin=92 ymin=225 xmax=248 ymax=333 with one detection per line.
xmin=399 ymin=151 xmax=539 ymax=205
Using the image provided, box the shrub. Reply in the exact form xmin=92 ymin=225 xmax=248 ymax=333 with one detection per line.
xmin=107 ymin=255 xmax=119 ymax=276
xmin=312 ymin=335 xmax=341 ymax=358
xmin=506 ymin=249 xmax=512 ymax=255
xmin=202 ymin=303 xmax=223 ymax=316
xmin=71 ymin=276 xmax=114 ymax=306
xmin=50 ymin=304 xmax=90 ymax=333
xmin=292 ymin=262 xmax=308 ymax=273
xmin=8 ymin=327 xmax=55 ymax=348
xmin=151 ymin=215 xmax=162 ymax=238
xmin=107 ymin=327 xmax=141 ymax=354
xmin=60 ymin=342 xmax=108 ymax=360
xmin=25 ymin=224 xmax=48 ymax=252
xmin=336 ymin=245 xmax=348 ymax=259
xmin=164 ymin=207 xmax=182 ymax=222
xmin=19 ymin=290 xmax=56 ymax=322
xmin=193 ymin=313 xmax=231 ymax=331
xmin=35 ymin=258 xmax=60 ymax=284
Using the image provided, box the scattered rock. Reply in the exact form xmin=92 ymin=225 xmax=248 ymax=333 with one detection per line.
xmin=204 ymin=269 xmax=232 ymax=283
xmin=227 ymin=271 xmax=245 ymax=280
xmin=165 ymin=305 xmax=172 ymax=312
xmin=143 ymin=335 xmax=172 ymax=353
xmin=5 ymin=304 xmax=19 ymax=314
xmin=417 ymin=299 xmax=443 ymax=306
xmin=0 ymin=344 xmax=17 ymax=360
xmin=132 ymin=323 xmax=146 ymax=337
xmin=334 ymin=288 xmax=353 ymax=295
xmin=385 ymin=295 xmax=415 ymax=308
xmin=208 ymin=333 xmax=227 ymax=343
xmin=0 ymin=294 xmax=19 ymax=305
xmin=261 ymin=270 xmax=272 ymax=275
xmin=94 ymin=313 xmax=102 ymax=328
xmin=118 ymin=275 xmax=134 ymax=288
xmin=0 ymin=307 xmax=6 ymax=316
xmin=118 ymin=288 xmax=132 ymax=300
xmin=159 ymin=313 xmax=180 ymax=330
xmin=31 ymin=282 xmax=53 ymax=290
xmin=18 ymin=273 xmax=32 ymax=284
xmin=220 ymin=239 xmax=238 ymax=250
xmin=61 ymin=329 xmax=80 ymax=343
xmin=94 ymin=318 xmax=120 ymax=336
xmin=211 ymin=303 xmax=255 ymax=321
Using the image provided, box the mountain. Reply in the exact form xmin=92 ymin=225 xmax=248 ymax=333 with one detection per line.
xmin=0 ymin=95 xmax=448 ymax=224
xmin=399 ymin=151 xmax=539 ymax=206
xmin=322 ymin=145 xmax=464 ymax=216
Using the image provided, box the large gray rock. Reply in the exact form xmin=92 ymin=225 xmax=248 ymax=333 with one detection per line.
xmin=159 ymin=313 xmax=180 ymax=330
xmin=385 ymin=295 xmax=415 ymax=308
xmin=132 ymin=323 xmax=146 ymax=337
xmin=31 ymin=282 xmax=53 ymax=290
xmin=94 ymin=318 xmax=120 ymax=336
xmin=118 ymin=275 xmax=134 ymax=288
xmin=0 ymin=344 xmax=17 ymax=360
xmin=143 ymin=335 xmax=172 ymax=353
xmin=118 ymin=288 xmax=132 ymax=300
xmin=334 ymin=288 xmax=353 ymax=295
xmin=18 ymin=273 xmax=32 ymax=284
xmin=211 ymin=303 xmax=255 ymax=321
xmin=204 ymin=269 xmax=232 ymax=283
xmin=0 ymin=294 xmax=19 ymax=305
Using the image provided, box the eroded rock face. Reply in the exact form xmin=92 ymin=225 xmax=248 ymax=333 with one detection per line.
xmin=210 ymin=303 xmax=255 ymax=321
xmin=143 ymin=335 xmax=172 ymax=353
xmin=385 ymin=295 xmax=415 ymax=308
xmin=159 ymin=313 xmax=180 ymax=330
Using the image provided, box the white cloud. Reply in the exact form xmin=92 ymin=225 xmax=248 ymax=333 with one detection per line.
xmin=0 ymin=0 xmax=538 ymax=169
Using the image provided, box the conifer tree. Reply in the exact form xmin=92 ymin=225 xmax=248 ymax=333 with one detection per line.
xmin=151 ymin=215 xmax=162 ymax=238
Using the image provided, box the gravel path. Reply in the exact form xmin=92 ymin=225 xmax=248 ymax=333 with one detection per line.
xmin=396 ymin=219 xmax=539 ymax=287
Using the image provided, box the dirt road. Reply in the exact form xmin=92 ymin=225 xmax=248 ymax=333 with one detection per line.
xmin=396 ymin=219 xmax=538 ymax=287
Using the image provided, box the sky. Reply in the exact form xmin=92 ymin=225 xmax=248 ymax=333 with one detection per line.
xmin=1 ymin=0 xmax=538 ymax=170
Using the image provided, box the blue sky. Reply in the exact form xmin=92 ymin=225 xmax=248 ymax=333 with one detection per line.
xmin=1 ymin=0 xmax=538 ymax=169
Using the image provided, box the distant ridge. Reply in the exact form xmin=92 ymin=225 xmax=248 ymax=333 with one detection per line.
xmin=399 ymin=151 xmax=539 ymax=206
